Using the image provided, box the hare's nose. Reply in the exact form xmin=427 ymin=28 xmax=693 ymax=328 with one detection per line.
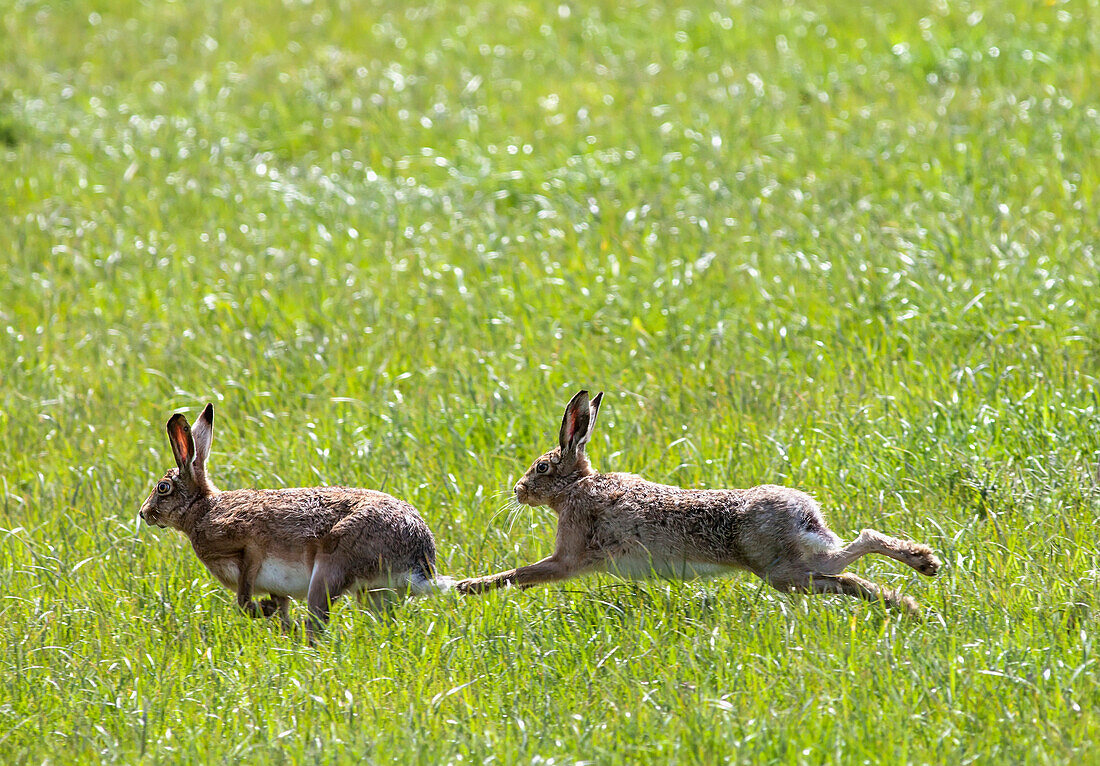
xmin=513 ymin=483 xmax=521 ymax=495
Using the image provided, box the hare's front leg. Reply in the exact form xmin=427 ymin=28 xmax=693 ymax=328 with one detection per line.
xmin=234 ymin=552 xmax=268 ymax=618
xmin=456 ymin=556 xmax=578 ymax=595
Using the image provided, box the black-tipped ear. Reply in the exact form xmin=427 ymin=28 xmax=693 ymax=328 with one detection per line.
xmin=191 ymin=403 xmax=214 ymax=471
xmin=166 ymin=413 xmax=195 ymax=476
xmin=559 ymin=389 xmax=592 ymax=455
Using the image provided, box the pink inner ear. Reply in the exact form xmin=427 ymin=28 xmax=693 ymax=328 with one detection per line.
xmin=171 ymin=427 xmax=191 ymax=465
xmin=566 ymin=410 xmax=577 ymax=441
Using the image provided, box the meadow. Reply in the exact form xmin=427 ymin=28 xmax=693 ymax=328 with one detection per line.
xmin=2 ymin=0 xmax=1098 ymax=761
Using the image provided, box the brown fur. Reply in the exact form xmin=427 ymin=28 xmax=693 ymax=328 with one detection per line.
xmin=457 ymin=390 xmax=940 ymax=614
xmin=140 ymin=403 xmax=445 ymax=635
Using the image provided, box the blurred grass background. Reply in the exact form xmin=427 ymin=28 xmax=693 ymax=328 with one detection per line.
xmin=1 ymin=0 xmax=1098 ymax=762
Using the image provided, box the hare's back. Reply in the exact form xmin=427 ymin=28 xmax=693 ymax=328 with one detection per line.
xmin=591 ymin=477 xmax=835 ymax=571
xmin=207 ymin=487 xmax=429 ymax=543
xmin=588 ymin=476 xmax=747 ymax=560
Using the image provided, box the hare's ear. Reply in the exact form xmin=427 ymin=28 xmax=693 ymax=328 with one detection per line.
xmin=584 ymin=392 xmax=604 ymax=444
xmin=166 ymin=413 xmax=196 ymax=477
xmin=191 ymin=403 xmax=214 ymax=472
xmin=559 ymin=389 xmax=592 ymax=455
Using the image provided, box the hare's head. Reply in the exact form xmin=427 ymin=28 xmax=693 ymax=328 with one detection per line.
xmin=140 ymin=403 xmax=216 ymax=530
xmin=514 ymin=390 xmax=603 ymax=506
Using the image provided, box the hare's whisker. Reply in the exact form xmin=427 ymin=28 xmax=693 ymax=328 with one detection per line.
xmin=505 ymin=498 xmax=528 ymax=535
xmin=486 ymin=498 xmax=519 ymax=527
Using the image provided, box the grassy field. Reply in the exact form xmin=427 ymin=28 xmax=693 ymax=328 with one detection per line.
xmin=2 ymin=0 xmax=1099 ymax=761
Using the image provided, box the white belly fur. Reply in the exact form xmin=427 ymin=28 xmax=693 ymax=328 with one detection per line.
xmin=204 ymin=558 xmax=312 ymax=599
xmin=605 ymin=556 xmax=731 ymax=581
xmin=204 ymin=560 xmax=436 ymax=602
xmin=255 ymin=558 xmax=312 ymax=599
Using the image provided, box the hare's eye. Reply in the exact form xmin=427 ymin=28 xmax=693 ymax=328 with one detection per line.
xmin=536 ymin=461 xmax=549 ymax=474
xmin=156 ymin=480 xmax=172 ymax=495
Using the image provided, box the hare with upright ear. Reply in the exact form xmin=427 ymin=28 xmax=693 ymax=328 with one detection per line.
xmin=457 ymin=390 xmax=940 ymax=614
xmin=140 ymin=403 xmax=450 ymax=635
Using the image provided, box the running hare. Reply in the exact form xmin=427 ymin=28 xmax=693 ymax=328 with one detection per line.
xmin=457 ymin=390 xmax=940 ymax=613
xmin=140 ymin=404 xmax=448 ymax=634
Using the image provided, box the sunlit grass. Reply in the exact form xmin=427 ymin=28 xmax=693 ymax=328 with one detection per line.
xmin=2 ymin=0 xmax=1098 ymax=762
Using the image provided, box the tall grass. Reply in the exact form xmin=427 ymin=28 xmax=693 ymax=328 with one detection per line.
xmin=2 ymin=0 xmax=1098 ymax=761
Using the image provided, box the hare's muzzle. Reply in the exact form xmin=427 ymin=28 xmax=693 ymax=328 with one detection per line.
xmin=514 ymin=482 xmax=529 ymax=504
xmin=138 ymin=499 xmax=159 ymax=527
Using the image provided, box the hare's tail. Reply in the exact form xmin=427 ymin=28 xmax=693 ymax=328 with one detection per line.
xmin=428 ymin=575 xmax=456 ymax=593
xmin=406 ymin=566 xmax=456 ymax=596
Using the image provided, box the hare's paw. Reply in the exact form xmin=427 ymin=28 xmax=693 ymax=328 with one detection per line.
xmin=456 ymin=578 xmax=492 ymax=595
xmin=905 ymin=545 xmax=941 ymax=577
xmin=916 ymin=555 xmax=940 ymax=577
xmin=259 ymin=597 xmax=282 ymax=617
xmin=898 ymin=594 xmax=924 ymax=619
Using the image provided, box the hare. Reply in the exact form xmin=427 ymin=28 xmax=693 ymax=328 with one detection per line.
xmin=456 ymin=390 xmax=940 ymax=613
xmin=139 ymin=403 xmax=449 ymax=634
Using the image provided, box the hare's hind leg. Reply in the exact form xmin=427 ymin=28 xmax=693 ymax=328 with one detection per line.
xmin=772 ymin=571 xmax=920 ymax=614
xmin=812 ymin=528 xmax=940 ymax=577
xmin=305 ymin=557 xmax=352 ymax=635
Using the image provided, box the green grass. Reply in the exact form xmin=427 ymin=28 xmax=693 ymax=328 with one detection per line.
xmin=2 ymin=0 xmax=1099 ymax=761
